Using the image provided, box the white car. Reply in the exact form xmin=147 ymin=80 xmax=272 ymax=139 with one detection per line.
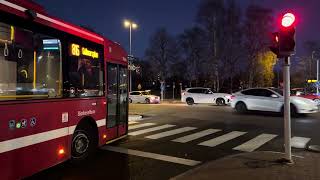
xmin=181 ymin=87 xmax=231 ymax=105
xmin=231 ymin=88 xmax=319 ymax=115
xmin=129 ymin=91 xmax=160 ymax=104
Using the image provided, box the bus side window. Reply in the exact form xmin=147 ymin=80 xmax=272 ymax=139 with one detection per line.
xmin=66 ymin=43 xmax=103 ymax=98
xmin=0 ymin=21 xmax=63 ymax=101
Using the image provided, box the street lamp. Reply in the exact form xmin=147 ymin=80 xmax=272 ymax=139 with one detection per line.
xmin=123 ymin=20 xmax=138 ymax=55
xmin=123 ymin=20 xmax=138 ymax=92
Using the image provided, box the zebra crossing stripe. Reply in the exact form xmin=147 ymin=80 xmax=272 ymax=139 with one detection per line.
xmin=128 ymin=123 xmax=156 ymax=130
xmin=129 ymin=125 xmax=176 ymax=136
xmin=145 ymin=127 xmax=197 ymax=139
xmin=172 ymin=129 xmax=221 ymax=143
xmin=199 ymin=131 xmax=247 ymax=147
xmin=233 ymin=133 xmax=278 ymax=152
xmin=129 ymin=121 xmax=139 ymax=125
xmin=291 ymin=137 xmax=311 ymax=148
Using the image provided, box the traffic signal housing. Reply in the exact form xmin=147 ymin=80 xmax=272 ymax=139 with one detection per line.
xmin=279 ymin=13 xmax=296 ymax=56
xmin=269 ymin=32 xmax=280 ymax=57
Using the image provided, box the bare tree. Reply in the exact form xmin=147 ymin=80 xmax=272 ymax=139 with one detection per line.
xmin=304 ymin=40 xmax=320 ymax=80
xmin=219 ymin=0 xmax=243 ymax=93
xmin=196 ymin=0 xmax=225 ymax=91
xmin=243 ymin=4 xmax=273 ymax=88
xmin=179 ymin=27 xmax=206 ymax=87
xmin=145 ymin=28 xmax=179 ymax=81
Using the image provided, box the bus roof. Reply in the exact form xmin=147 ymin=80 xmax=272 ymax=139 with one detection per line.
xmin=105 ymin=39 xmax=128 ymax=66
xmin=1 ymin=0 xmax=128 ymax=64
xmin=0 ymin=0 xmax=104 ymax=44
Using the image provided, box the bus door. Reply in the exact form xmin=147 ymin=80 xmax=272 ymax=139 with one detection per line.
xmin=106 ymin=64 xmax=128 ymax=140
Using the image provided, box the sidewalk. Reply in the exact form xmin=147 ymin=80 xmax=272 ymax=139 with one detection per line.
xmin=172 ymin=151 xmax=320 ymax=180
xmin=161 ymin=99 xmax=184 ymax=104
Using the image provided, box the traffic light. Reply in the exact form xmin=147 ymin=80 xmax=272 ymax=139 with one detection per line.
xmin=279 ymin=13 xmax=296 ymax=56
xmin=269 ymin=32 xmax=280 ymax=57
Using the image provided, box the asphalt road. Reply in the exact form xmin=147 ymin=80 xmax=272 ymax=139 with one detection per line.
xmin=27 ymin=103 xmax=320 ymax=180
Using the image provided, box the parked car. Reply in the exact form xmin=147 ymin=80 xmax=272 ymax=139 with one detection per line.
xmin=181 ymin=87 xmax=231 ymax=106
xmin=231 ymin=88 xmax=319 ymax=115
xmin=291 ymin=88 xmax=320 ymax=105
xmin=129 ymin=90 xmax=160 ymax=104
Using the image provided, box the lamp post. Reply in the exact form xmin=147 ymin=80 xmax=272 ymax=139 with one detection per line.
xmin=312 ymin=51 xmax=319 ymax=95
xmin=124 ymin=20 xmax=138 ymax=92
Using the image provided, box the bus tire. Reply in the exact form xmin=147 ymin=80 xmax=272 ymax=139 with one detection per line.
xmin=71 ymin=123 xmax=97 ymax=162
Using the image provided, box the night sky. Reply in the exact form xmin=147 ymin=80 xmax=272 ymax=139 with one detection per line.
xmin=34 ymin=0 xmax=320 ymax=58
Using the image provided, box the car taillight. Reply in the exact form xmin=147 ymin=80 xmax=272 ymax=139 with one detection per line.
xmin=182 ymin=92 xmax=186 ymax=96
xmin=230 ymin=95 xmax=235 ymax=100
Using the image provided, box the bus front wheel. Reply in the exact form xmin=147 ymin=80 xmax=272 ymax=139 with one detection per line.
xmin=71 ymin=125 xmax=97 ymax=161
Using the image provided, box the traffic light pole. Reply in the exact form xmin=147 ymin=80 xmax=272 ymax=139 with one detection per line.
xmin=283 ymin=56 xmax=292 ymax=163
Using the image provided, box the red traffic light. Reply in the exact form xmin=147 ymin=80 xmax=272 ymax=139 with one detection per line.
xmin=281 ymin=13 xmax=295 ymax=28
xmin=275 ymin=34 xmax=279 ymax=43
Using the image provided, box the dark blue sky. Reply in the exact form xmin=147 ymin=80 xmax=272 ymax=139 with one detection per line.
xmin=35 ymin=0 xmax=320 ymax=57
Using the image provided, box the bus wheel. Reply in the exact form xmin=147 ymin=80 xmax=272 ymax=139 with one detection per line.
xmin=71 ymin=125 xmax=96 ymax=161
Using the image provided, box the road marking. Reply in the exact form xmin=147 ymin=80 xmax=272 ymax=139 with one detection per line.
xmin=145 ymin=127 xmax=197 ymax=139
xmin=129 ymin=124 xmax=176 ymax=136
xmin=233 ymin=133 xmax=278 ymax=152
xmin=172 ymin=129 xmax=221 ymax=143
xmin=128 ymin=123 xmax=156 ymax=130
xmin=291 ymin=136 xmax=311 ymax=149
xmin=199 ymin=131 xmax=247 ymax=147
xmin=102 ymin=146 xmax=201 ymax=166
xmin=128 ymin=121 xmax=139 ymax=125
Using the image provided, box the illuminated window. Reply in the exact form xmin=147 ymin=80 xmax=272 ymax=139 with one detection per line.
xmin=67 ymin=42 xmax=103 ymax=97
xmin=0 ymin=22 xmax=62 ymax=101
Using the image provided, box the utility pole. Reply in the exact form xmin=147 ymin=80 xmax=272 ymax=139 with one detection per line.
xmin=172 ymin=82 xmax=175 ymax=100
xmin=283 ymin=56 xmax=292 ymax=162
xmin=312 ymin=51 xmax=319 ymax=95
xmin=124 ymin=20 xmax=138 ymax=92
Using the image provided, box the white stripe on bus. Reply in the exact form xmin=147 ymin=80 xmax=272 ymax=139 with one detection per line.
xmin=198 ymin=131 xmax=247 ymax=147
xmin=233 ymin=133 xmax=278 ymax=152
xmin=129 ymin=124 xmax=176 ymax=136
xmin=145 ymin=127 xmax=197 ymax=139
xmin=172 ymin=129 xmax=221 ymax=143
xmin=0 ymin=119 xmax=106 ymax=154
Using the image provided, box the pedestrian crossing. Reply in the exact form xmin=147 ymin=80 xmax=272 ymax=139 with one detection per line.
xmin=128 ymin=123 xmax=156 ymax=130
xmin=129 ymin=124 xmax=176 ymax=136
xmin=172 ymin=129 xmax=221 ymax=143
xmin=127 ymin=121 xmax=312 ymax=152
xmin=233 ymin=133 xmax=278 ymax=152
xmin=199 ymin=131 xmax=247 ymax=147
xmin=146 ymin=127 xmax=197 ymax=139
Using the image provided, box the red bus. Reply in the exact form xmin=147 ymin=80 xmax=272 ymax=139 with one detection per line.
xmin=0 ymin=1 xmax=129 ymax=179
